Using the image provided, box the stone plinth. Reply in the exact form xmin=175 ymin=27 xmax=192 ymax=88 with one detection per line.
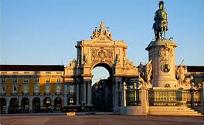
xmin=146 ymin=39 xmax=178 ymax=87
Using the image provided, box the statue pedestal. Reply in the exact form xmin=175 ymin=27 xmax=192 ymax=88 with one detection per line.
xmin=146 ymin=39 xmax=178 ymax=87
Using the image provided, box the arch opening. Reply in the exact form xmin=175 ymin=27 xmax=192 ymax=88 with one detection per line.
xmin=43 ymin=97 xmax=52 ymax=112
xmin=0 ymin=98 xmax=6 ymax=114
xmin=21 ymin=97 xmax=29 ymax=113
xmin=8 ymin=98 xmax=18 ymax=113
xmin=32 ymin=97 xmax=40 ymax=113
xmin=91 ymin=63 xmax=113 ymax=112
xmin=54 ymin=97 xmax=62 ymax=111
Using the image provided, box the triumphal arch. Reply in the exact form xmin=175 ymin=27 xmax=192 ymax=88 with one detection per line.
xmin=64 ymin=22 xmax=138 ymax=111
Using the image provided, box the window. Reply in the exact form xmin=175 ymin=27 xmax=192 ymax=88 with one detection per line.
xmin=1 ymin=72 xmax=7 ymax=75
xmin=23 ymin=79 xmax=29 ymax=84
xmin=23 ymin=83 xmax=29 ymax=94
xmin=45 ymin=79 xmax=50 ymax=83
xmin=23 ymin=79 xmax=29 ymax=94
xmin=34 ymin=83 xmax=40 ymax=94
xmin=57 ymin=78 xmax=61 ymax=83
xmin=13 ymin=72 xmax=18 ymax=75
xmin=0 ymin=84 xmax=6 ymax=94
xmin=56 ymin=71 xmax=62 ymax=74
xmin=35 ymin=71 xmax=40 ymax=74
xmin=45 ymin=83 xmax=50 ymax=94
xmin=56 ymin=84 xmax=61 ymax=94
xmin=68 ymin=85 xmax=75 ymax=94
xmin=34 ymin=78 xmax=39 ymax=83
xmin=24 ymin=72 xmax=30 ymax=74
xmin=0 ymin=78 xmax=5 ymax=84
xmin=13 ymin=78 xmax=17 ymax=84
xmin=46 ymin=72 xmax=51 ymax=74
xmin=64 ymin=84 xmax=68 ymax=93
xmin=13 ymin=84 xmax=17 ymax=94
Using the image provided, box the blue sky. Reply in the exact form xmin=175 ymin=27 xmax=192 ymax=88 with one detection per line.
xmin=1 ymin=0 xmax=204 ymax=83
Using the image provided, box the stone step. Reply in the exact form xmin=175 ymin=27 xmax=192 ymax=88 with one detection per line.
xmin=149 ymin=106 xmax=202 ymax=116
xmin=150 ymin=112 xmax=201 ymax=116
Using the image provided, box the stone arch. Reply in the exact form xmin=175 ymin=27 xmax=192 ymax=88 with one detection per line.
xmin=54 ymin=97 xmax=62 ymax=111
xmin=0 ymin=98 xmax=6 ymax=114
xmin=43 ymin=97 xmax=52 ymax=112
xmin=92 ymin=63 xmax=113 ymax=111
xmin=8 ymin=98 xmax=18 ymax=113
xmin=32 ymin=97 xmax=40 ymax=112
xmin=92 ymin=63 xmax=113 ymax=76
xmin=21 ymin=97 xmax=29 ymax=113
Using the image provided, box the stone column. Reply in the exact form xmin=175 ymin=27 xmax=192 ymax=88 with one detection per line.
xmin=51 ymin=96 xmax=54 ymax=108
xmin=79 ymin=83 xmax=83 ymax=104
xmin=18 ymin=96 xmax=22 ymax=111
xmin=83 ymin=81 xmax=87 ymax=105
xmin=63 ymin=95 xmax=67 ymax=106
xmin=113 ymin=81 xmax=118 ymax=109
xmin=133 ymin=82 xmax=137 ymax=105
xmin=76 ymin=83 xmax=79 ymax=105
xmin=141 ymin=86 xmax=149 ymax=115
xmin=6 ymin=97 xmax=10 ymax=114
xmin=113 ymin=77 xmax=122 ymax=111
xmin=121 ymin=81 xmax=127 ymax=107
xmin=29 ymin=97 xmax=33 ymax=112
xmin=87 ymin=81 xmax=92 ymax=106
xmin=190 ymin=87 xmax=195 ymax=108
xmin=40 ymin=97 xmax=43 ymax=110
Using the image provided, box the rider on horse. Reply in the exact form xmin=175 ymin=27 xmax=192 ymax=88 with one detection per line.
xmin=153 ymin=1 xmax=168 ymax=40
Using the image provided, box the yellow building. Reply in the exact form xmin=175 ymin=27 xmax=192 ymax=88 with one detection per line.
xmin=0 ymin=65 xmax=75 ymax=113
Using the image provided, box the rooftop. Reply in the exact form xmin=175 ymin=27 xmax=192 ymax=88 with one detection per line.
xmin=0 ymin=65 xmax=64 ymax=71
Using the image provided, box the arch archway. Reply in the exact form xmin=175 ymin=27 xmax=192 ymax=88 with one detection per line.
xmin=92 ymin=63 xmax=112 ymax=84
xmin=43 ymin=97 xmax=52 ymax=112
xmin=92 ymin=64 xmax=113 ymax=111
xmin=21 ymin=97 xmax=29 ymax=113
xmin=0 ymin=98 xmax=6 ymax=114
xmin=32 ymin=97 xmax=40 ymax=112
xmin=8 ymin=98 xmax=18 ymax=113
xmin=54 ymin=97 xmax=62 ymax=111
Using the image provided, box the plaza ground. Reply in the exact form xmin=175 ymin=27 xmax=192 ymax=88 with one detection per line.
xmin=0 ymin=113 xmax=203 ymax=125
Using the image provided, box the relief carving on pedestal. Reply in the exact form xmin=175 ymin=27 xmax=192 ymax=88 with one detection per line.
xmin=160 ymin=63 xmax=170 ymax=72
xmin=159 ymin=44 xmax=173 ymax=72
xmin=159 ymin=45 xmax=173 ymax=62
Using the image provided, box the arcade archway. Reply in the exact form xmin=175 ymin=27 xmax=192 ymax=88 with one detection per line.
xmin=8 ymin=98 xmax=18 ymax=113
xmin=21 ymin=97 xmax=29 ymax=113
xmin=0 ymin=98 xmax=6 ymax=114
xmin=32 ymin=97 xmax=40 ymax=112
xmin=43 ymin=97 xmax=51 ymax=112
xmin=54 ymin=97 xmax=62 ymax=111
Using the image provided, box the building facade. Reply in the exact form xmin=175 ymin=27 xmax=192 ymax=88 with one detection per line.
xmin=0 ymin=65 xmax=76 ymax=113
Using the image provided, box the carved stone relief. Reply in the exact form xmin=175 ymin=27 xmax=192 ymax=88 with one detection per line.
xmin=159 ymin=44 xmax=173 ymax=72
xmin=90 ymin=48 xmax=114 ymax=67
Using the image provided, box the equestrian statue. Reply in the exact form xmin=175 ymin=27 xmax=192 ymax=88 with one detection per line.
xmin=153 ymin=1 xmax=168 ymax=40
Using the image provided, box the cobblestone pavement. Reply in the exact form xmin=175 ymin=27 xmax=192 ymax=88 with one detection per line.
xmin=0 ymin=114 xmax=203 ymax=125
